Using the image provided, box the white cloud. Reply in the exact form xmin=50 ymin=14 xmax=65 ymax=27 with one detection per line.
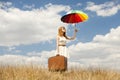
xmin=68 ymin=26 xmax=120 ymax=69
xmin=23 ymin=4 xmax=35 ymax=9
xmin=77 ymin=3 xmax=82 ymax=6
xmin=0 ymin=26 xmax=120 ymax=69
xmin=0 ymin=2 xmax=70 ymax=46
xmin=0 ymin=55 xmax=45 ymax=66
xmin=7 ymin=46 xmax=21 ymax=53
xmin=0 ymin=2 xmax=12 ymax=8
xmin=85 ymin=1 xmax=120 ymax=17
xmin=0 ymin=50 xmax=56 ymax=66
xmin=93 ymin=27 xmax=120 ymax=45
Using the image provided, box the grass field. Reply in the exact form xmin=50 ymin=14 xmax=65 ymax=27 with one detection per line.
xmin=0 ymin=65 xmax=120 ymax=80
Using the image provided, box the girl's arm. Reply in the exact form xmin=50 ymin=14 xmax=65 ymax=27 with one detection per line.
xmin=66 ymin=29 xmax=77 ymax=40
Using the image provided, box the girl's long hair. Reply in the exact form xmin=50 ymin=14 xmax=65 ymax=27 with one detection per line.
xmin=58 ymin=27 xmax=68 ymax=38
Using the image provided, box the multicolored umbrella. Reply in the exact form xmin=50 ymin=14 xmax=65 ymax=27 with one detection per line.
xmin=61 ymin=10 xmax=88 ymax=24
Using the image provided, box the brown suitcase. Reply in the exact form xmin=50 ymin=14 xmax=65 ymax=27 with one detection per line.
xmin=48 ymin=54 xmax=67 ymax=71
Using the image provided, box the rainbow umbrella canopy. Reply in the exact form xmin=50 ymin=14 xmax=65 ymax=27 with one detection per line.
xmin=61 ymin=10 xmax=88 ymax=27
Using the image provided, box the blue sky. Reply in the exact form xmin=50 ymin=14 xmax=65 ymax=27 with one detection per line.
xmin=0 ymin=0 xmax=120 ymax=69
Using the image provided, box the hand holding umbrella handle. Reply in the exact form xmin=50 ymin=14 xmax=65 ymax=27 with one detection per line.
xmin=75 ymin=29 xmax=78 ymax=32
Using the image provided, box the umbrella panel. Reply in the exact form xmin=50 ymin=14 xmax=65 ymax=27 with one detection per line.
xmin=61 ymin=13 xmax=88 ymax=23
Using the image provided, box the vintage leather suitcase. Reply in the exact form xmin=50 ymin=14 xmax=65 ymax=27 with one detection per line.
xmin=48 ymin=54 xmax=67 ymax=71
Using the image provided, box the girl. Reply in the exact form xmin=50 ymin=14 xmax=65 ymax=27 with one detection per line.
xmin=56 ymin=26 xmax=77 ymax=58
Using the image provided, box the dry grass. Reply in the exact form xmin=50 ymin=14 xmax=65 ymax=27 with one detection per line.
xmin=0 ymin=65 xmax=120 ymax=80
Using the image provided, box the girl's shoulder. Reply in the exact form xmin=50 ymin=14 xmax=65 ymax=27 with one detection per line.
xmin=57 ymin=35 xmax=60 ymax=39
xmin=57 ymin=35 xmax=64 ymax=38
xmin=57 ymin=35 xmax=62 ymax=38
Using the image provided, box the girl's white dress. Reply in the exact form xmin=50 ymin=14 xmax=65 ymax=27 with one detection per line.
xmin=56 ymin=36 xmax=69 ymax=58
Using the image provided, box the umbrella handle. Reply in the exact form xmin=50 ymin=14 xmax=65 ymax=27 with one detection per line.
xmin=75 ymin=24 xmax=76 ymax=29
xmin=73 ymin=24 xmax=76 ymax=29
xmin=74 ymin=24 xmax=77 ymax=30
xmin=74 ymin=24 xmax=78 ymax=32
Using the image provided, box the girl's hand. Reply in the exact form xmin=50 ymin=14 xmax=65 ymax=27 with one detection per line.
xmin=75 ymin=29 xmax=78 ymax=32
